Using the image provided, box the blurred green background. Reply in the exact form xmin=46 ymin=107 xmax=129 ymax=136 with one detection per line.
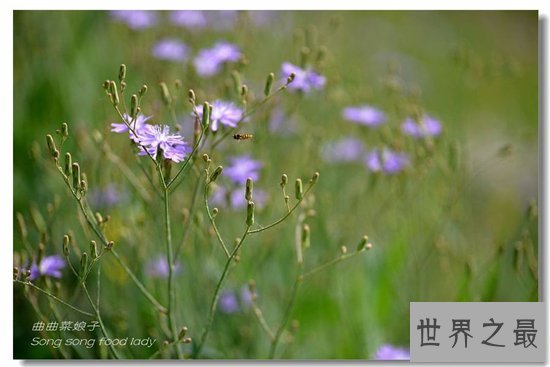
xmin=13 ymin=10 xmax=538 ymax=359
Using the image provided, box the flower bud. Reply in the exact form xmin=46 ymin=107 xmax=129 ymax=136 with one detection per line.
xmin=80 ymin=252 xmax=88 ymax=277
xmin=139 ymin=84 xmax=148 ymax=97
xmin=90 ymin=240 xmax=98 ymax=259
xmin=356 ymin=235 xmax=369 ymax=252
xmin=209 ymin=166 xmax=223 ymax=183
xmin=310 ymin=172 xmax=319 ymax=185
xmin=130 ymin=94 xmax=138 ymax=119
xmin=118 ymin=64 xmax=126 ymax=82
xmin=64 ymin=153 xmax=72 ymax=177
xmin=188 ymin=89 xmax=196 ymax=103
xmin=280 ymin=174 xmax=288 ymax=188
xmin=245 ymin=177 xmax=253 ymax=201
xmin=72 ymin=163 xmax=81 ymax=190
xmin=340 ymin=245 xmax=348 ymax=255
xmin=102 ymin=80 xmax=110 ymax=90
xmin=178 ymin=326 xmax=188 ymax=340
xmin=264 ymin=72 xmax=275 ymax=97
xmin=295 ymin=178 xmax=303 ymax=200
xmin=61 ymin=122 xmax=69 ymax=138
xmin=241 ymin=84 xmax=248 ymax=97
xmin=105 ymin=241 xmax=114 ymax=251
xmin=109 ymin=81 xmax=119 ymax=106
xmin=201 ymin=102 xmax=210 ymax=128
xmin=246 ymin=201 xmax=255 ymax=226
xmin=287 ymin=72 xmax=296 ymax=84
xmin=63 ymin=235 xmax=70 ymax=257
xmin=212 ymin=207 xmax=219 ymax=217
xmin=46 ymin=134 xmax=57 ymax=157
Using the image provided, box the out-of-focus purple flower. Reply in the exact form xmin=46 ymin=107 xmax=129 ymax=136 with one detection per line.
xmin=240 ymin=285 xmax=254 ymax=308
xmin=322 ymin=137 xmax=365 ymax=163
xmin=224 ymin=155 xmax=263 ymax=184
xmin=194 ymin=42 xmax=241 ymax=77
xmin=219 ymin=290 xmax=239 ymax=314
xmin=281 ymin=62 xmax=326 ymax=93
xmin=342 ymin=105 xmax=387 ymax=127
xmin=196 ymin=100 xmax=243 ymax=132
xmin=365 ymin=148 xmax=409 ymax=175
xmin=268 ymin=107 xmax=297 ymax=136
xmin=111 ymin=113 xmax=153 ymax=143
xmin=110 ymin=10 xmax=158 ymax=30
xmin=207 ymin=11 xmax=239 ymax=30
xmin=169 ymin=10 xmax=207 ymax=29
xmin=401 ymin=115 xmax=442 ymax=138
xmin=138 ymin=125 xmax=191 ymax=163
xmin=373 ymin=344 xmax=410 ymax=360
xmin=152 ymin=39 xmax=189 ymax=62
xmin=145 ymin=255 xmax=182 ymax=279
xmin=89 ymin=184 xmax=124 ymax=209
xmin=29 ymin=255 xmax=65 ymax=281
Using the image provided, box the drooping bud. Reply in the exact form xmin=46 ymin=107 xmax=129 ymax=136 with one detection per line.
xmin=280 ymin=174 xmax=288 ymax=188
xmin=201 ymin=102 xmax=210 ymax=128
xmin=188 ymin=89 xmax=196 ymax=104
xmin=246 ymin=201 xmax=255 ymax=226
xmin=109 ymin=81 xmax=119 ymax=106
xmin=212 ymin=207 xmax=219 ymax=217
xmin=72 ymin=163 xmax=81 ymax=190
xmin=310 ymin=171 xmax=319 ymax=185
xmin=295 ymin=178 xmax=303 ymax=200
xmin=118 ymin=64 xmax=126 ymax=82
xmin=264 ymin=72 xmax=275 ymax=97
xmin=209 ymin=166 xmax=223 ymax=183
xmin=356 ymin=235 xmax=369 ymax=252
xmin=63 ymin=235 xmax=70 ymax=257
xmin=130 ymin=94 xmax=138 ymax=119
xmin=159 ymin=82 xmax=172 ymax=106
xmin=202 ymin=153 xmax=210 ymax=163
xmin=139 ymin=84 xmax=148 ymax=97
xmin=46 ymin=134 xmax=58 ymax=157
xmin=245 ymin=177 xmax=253 ymax=201
xmin=90 ymin=240 xmax=98 ymax=259
xmin=61 ymin=122 xmax=69 ymax=138
xmin=64 ymin=153 xmax=72 ymax=177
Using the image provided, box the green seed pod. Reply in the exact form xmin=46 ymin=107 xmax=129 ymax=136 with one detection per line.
xmin=80 ymin=252 xmax=88 ymax=277
xmin=264 ymin=72 xmax=275 ymax=97
xmin=72 ymin=163 xmax=81 ymax=190
xmin=246 ymin=201 xmax=255 ymax=226
xmin=231 ymin=70 xmax=242 ymax=96
xmin=295 ymin=178 xmax=303 ymax=200
xmin=61 ymin=122 xmax=69 ymax=138
xmin=46 ymin=134 xmax=57 ymax=157
xmin=209 ymin=166 xmax=223 ymax=183
xmin=62 ymin=235 xmax=70 ymax=257
xmin=130 ymin=94 xmax=138 ymax=119
xmin=90 ymin=240 xmax=98 ymax=259
xmin=109 ymin=81 xmax=119 ymax=106
xmin=159 ymin=82 xmax=172 ymax=106
xmin=245 ymin=177 xmax=253 ymax=201
xmin=356 ymin=235 xmax=369 ymax=252
xmin=64 ymin=153 xmax=72 ymax=177
xmin=201 ymin=102 xmax=210 ymax=128
xmin=118 ymin=64 xmax=126 ymax=82
xmin=280 ymin=174 xmax=288 ymax=188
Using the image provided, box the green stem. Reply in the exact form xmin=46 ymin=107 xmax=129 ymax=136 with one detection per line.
xmin=269 ymin=263 xmax=303 ymax=359
xmin=301 ymin=250 xmax=367 ymax=279
xmin=204 ymin=183 xmax=231 ymax=258
xmin=194 ymin=226 xmax=251 ymax=358
xmin=251 ymin=300 xmax=275 ymax=341
xmin=174 ymin=174 xmax=202 ymax=259
xmin=14 ymin=280 xmax=94 ymax=317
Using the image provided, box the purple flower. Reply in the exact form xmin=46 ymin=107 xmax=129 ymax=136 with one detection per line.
xmin=373 ymin=344 xmax=410 ymax=360
xmin=364 ymin=148 xmax=409 ymax=175
xmin=342 ymin=105 xmax=387 ymax=127
xmin=219 ymin=290 xmax=239 ymax=314
xmin=211 ymin=185 xmax=267 ymax=210
xmin=169 ymin=10 xmax=207 ymax=29
xmin=193 ymin=42 xmax=241 ymax=77
xmin=401 ymin=115 xmax=442 ymax=138
xmin=111 ymin=113 xmax=153 ymax=143
xmin=240 ymin=285 xmax=254 ymax=308
xmin=322 ymin=137 xmax=365 ymax=163
xmin=138 ymin=125 xmax=191 ymax=163
xmin=29 ymin=255 xmax=65 ymax=280
xmin=281 ymin=62 xmax=326 ymax=93
xmin=110 ymin=10 xmax=158 ymax=30
xmin=152 ymin=39 xmax=189 ymax=62
xmin=224 ymin=155 xmax=262 ymax=184
xmin=268 ymin=107 xmax=297 ymax=136
xmin=196 ymin=100 xmax=243 ymax=132
xmin=145 ymin=255 xmax=182 ymax=279
xmin=89 ymin=184 xmax=124 ymax=209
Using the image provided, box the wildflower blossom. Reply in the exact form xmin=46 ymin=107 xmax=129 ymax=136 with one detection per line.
xmin=364 ymin=148 xmax=409 ymax=174
xmin=219 ymin=290 xmax=239 ymax=314
xmin=145 ymin=255 xmax=182 ymax=279
xmin=111 ymin=113 xmax=152 ymax=143
xmin=342 ymin=105 xmax=387 ymax=127
xmin=401 ymin=115 xmax=442 ymax=138
xmin=29 ymin=255 xmax=65 ymax=280
xmin=224 ymin=155 xmax=262 ymax=184
xmin=152 ymin=39 xmax=189 ymax=62
xmin=138 ymin=125 xmax=191 ymax=163
xmin=196 ymin=100 xmax=243 ymax=132
xmin=373 ymin=344 xmax=410 ymax=360
xmin=281 ymin=62 xmax=326 ymax=92
xmin=169 ymin=10 xmax=207 ymax=29
xmin=110 ymin=10 xmax=157 ymax=30
xmin=193 ymin=42 xmax=241 ymax=77
xmin=322 ymin=137 xmax=365 ymax=163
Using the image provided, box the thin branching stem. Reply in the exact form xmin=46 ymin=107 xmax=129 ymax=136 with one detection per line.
xmin=301 ymin=250 xmax=367 ymax=279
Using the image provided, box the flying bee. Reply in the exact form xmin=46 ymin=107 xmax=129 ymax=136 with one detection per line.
xmin=233 ymin=133 xmax=254 ymax=140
